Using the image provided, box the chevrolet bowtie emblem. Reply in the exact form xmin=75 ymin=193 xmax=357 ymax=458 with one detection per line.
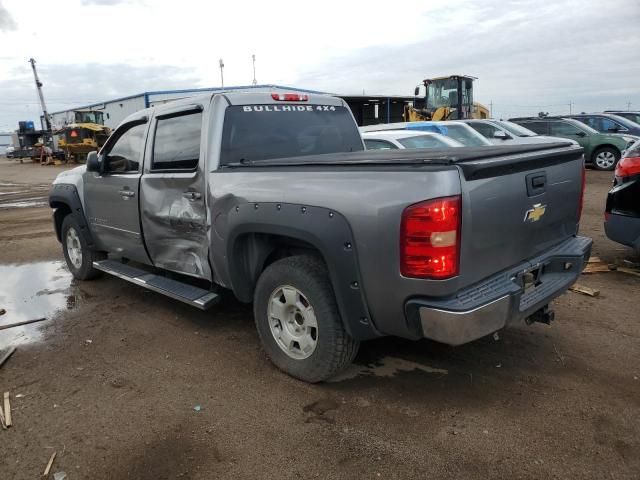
xmin=524 ymin=203 xmax=546 ymax=223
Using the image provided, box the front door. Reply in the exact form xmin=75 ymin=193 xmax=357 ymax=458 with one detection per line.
xmin=139 ymin=106 xmax=211 ymax=280
xmin=83 ymin=120 xmax=150 ymax=263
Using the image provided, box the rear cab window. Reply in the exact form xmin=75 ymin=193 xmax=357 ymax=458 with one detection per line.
xmin=219 ymin=104 xmax=363 ymax=165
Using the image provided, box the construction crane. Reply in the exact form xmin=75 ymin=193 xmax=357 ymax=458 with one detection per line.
xmin=28 ymin=58 xmax=52 ymax=132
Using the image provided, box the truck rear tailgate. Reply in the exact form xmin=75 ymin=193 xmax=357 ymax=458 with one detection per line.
xmin=456 ymin=144 xmax=585 ymax=288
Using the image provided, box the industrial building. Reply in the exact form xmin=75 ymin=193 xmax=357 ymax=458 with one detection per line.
xmin=45 ymin=84 xmax=415 ymax=130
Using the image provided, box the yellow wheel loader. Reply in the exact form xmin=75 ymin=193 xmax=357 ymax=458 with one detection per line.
xmin=404 ymin=75 xmax=490 ymax=122
xmin=55 ymin=110 xmax=111 ymax=163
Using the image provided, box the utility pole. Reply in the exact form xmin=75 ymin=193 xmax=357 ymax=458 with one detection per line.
xmin=219 ymin=59 xmax=224 ymax=88
xmin=489 ymin=100 xmax=493 ymax=118
xmin=627 ymin=101 xmax=632 ymax=111
xmin=252 ymin=54 xmax=257 ymax=85
xmin=568 ymin=101 xmax=573 ymax=115
xmin=28 ymin=58 xmax=52 ymax=132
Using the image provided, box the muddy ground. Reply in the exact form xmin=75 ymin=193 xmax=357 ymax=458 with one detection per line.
xmin=0 ymin=159 xmax=638 ymax=480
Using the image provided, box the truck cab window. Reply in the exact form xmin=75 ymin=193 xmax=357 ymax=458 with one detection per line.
xmin=103 ymin=123 xmax=146 ymax=173
xmin=152 ymin=112 xmax=202 ymax=170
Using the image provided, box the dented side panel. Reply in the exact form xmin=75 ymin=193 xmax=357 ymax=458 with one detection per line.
xmin=138 ymin=99 xmax=214 ymax=280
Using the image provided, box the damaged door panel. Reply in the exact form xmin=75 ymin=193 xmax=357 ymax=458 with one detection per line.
xmin=139 ymin=107 xmax=211 ymax=280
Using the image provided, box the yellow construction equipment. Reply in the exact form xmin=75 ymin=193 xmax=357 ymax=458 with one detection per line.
xmin=56 ymin=110 xmax=111 ymax=162
xmin=404 ymin=75 xmax=490 ymax=122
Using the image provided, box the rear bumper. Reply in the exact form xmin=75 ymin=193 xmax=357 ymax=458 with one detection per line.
xmin=604 ymin=213 xmax=640 ymax=252
xmin=405 ymin=235 xmax=592 ymax=345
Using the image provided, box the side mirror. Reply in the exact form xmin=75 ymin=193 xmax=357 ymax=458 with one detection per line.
xmin=493 ymin=130 xmax=510 ymax=140
xmin=575 ymin=131 xmax=587 ymax=137
xmin=414 ymin=86 xmax=420 ymax=96
xmin=86 ymin=151 xmax=101 ymax=173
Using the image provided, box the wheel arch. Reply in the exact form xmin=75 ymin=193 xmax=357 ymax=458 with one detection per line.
xmin=591 ymin=143 xmax=621 ymax=158
xmin=49 ymin=183 xmax=95 ymax=247
xmin=224 ymin=203 xmax=379 ymax=340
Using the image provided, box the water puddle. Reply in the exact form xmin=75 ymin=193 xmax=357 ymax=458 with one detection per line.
xmin=0 ymin=260 xmax=75 ymax=350
xmin=329 ymin=356 xmax=448 ymax=382
xmin=0 ymin=200 xmax=48 ymax=209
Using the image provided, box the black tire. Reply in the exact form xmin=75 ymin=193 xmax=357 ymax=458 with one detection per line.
xmin=591 ymin=146 xmax=620 ymax=171
xmin=61 ymin=215 xmax=105 ymax=280
xmin=253 ymin=255 xmax=359 ymax=383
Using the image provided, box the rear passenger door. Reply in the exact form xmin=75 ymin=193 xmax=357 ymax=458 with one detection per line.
xmin=139 ymin=105 xmax=211 ymax=280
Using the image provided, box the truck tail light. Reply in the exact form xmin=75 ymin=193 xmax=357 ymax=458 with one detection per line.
xmin=271 ymin=93 xmax=309 ymax=101
xmin=577 ymin=166 xmax=586 ymax=221
xmin=400 ymin=195 xmax=461 ymax=279
xmin=615 ymin=156 xmax=640 ymax=179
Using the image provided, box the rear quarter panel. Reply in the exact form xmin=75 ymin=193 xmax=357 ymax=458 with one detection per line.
xmin=209 ymin=168 xmax=461 ymax=338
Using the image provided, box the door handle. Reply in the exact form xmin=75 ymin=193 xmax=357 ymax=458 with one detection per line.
xmin=183 ymin=191 xmax=202 ymax=201
xmin=118 ymin=189 xmax=135 ymax=197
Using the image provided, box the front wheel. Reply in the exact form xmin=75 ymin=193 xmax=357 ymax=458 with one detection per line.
xmin=592 ymin=147 xmax=620 ymax=171
xmin=61 ymin=215 xmax=105 ymax=280
xmin=253 ymin=255 xmax=359 ymax=383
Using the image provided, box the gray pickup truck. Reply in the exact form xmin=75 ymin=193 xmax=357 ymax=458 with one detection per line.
xmin=48 ymin=91 xmax=592 ymax=382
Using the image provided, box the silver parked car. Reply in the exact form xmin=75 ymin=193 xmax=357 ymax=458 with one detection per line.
xmin=362 ymin=130 xmax=464 ymax=150
xmin=462 ymin=119 xmax=570 ymax=145
xmin=360 ymin=121 xmax=492 ymax=147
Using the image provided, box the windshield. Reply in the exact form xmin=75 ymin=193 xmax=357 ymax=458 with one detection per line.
xmin=407 ymin=123 xmax=489 ymax=147
xmin=74 ymin=111 xmax=103 ymax=124
xmin=608 ymin=115 xmax=639 ymax=129
xmin=220 ymin=105 xmax=363 ymax=165
xmin=397 ymin=134 xmax=456 ymax=149
xmin=495 ymin=120 xmax=537 ymax=137
xmin=426 ymin=78 xmax=463 ymax=109
xmin=616 ymin=112 xmax=640 ymax=125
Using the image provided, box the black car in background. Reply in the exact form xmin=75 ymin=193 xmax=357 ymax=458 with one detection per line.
xmin=604 ymin=111 xmax=640 ymax=126
xmin=567 ymin=113 xmax=640 ymax=137
xmin=605 ymin=140 xmax=640 ymax=255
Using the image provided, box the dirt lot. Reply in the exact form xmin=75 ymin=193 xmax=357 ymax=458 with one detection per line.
xmin=0 ymin=159 xmax=638 ymax=479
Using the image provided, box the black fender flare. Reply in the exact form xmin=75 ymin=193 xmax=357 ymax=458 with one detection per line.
xmin=225 ymin=202 xmax=379 ymax=341
xmin=48 ymin=183 xmax=95 ymax=248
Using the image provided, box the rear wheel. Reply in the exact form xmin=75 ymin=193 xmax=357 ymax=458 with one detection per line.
xmin=253 ymin=255 xmax=359 ymax=383
xmin=61 ymin=215 xmax=105 ymax=280
xmin=592 ymin=147 xmax=619 ymax=171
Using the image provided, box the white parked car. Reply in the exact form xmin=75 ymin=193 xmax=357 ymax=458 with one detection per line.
xmin=462 ymin=119 xmax=571 ymax=145
xmin=362 ymin=130 xmax=464 ymax=150
xmin=361 ymin=121 xmax=492 ymax=147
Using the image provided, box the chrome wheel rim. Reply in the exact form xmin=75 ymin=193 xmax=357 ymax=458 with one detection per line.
xmin=595 ymin=151 xmax=615 ymax=169
xmin=66 ymin=227 xmax=83 ymax=269
xmin=267 ymin=285 xmax=318 ymax=360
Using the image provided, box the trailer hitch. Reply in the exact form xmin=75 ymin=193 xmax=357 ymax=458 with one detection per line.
xmin=525 ymin=305 xmax=555 ymax=325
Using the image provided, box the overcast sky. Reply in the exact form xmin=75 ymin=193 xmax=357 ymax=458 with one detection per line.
xmin=1 ymin=0 xmax=639 ymax=130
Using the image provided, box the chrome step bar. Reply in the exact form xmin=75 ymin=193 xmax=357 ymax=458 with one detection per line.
xmin=93 ymin=259 xmax=219 ymax=310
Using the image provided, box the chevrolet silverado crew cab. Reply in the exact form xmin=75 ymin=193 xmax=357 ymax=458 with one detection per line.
xmin=49 ymin=91 xmax=592 ymax=382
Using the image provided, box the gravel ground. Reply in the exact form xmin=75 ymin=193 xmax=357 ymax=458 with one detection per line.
xmin=0 ymin=159 xmax=638 ymax=480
